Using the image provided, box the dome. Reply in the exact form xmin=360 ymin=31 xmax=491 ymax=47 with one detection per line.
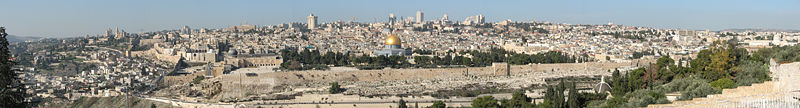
xmin=594 ymin=76 xmax=612 ymax=93
xmin=384 ymin=34 xmax=402 ymax=45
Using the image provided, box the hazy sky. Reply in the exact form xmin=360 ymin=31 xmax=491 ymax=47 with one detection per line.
xmin=1 ymin=0 xmax=798 ymax=37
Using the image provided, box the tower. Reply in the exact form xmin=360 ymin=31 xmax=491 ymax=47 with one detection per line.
xmin=442 ymin=13 xmax=449 ymax=21
xmin=307 ymin=13 xmax=318 ymax=30
xmin=477 ymin=14 xmax=485 ymax=24
xmin=105 ymin=28 xmax=113 ymax=37
xmin=183 ymin=25 xmax=191 ymax=35
xmin=389 ymin=13 xmax=396 ymax=25
xmin=115 ymin=27 xmax=120 ymax=36
xmin=416 ymin=11 xmax=424 ymax=23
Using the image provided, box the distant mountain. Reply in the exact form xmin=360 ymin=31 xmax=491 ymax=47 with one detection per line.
xmin=6 ymin=35 xmax=42 ymax=42
xmin=721 ymin=28 xmax=800 ymax=33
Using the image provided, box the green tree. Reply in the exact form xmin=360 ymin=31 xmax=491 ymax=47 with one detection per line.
xmin=501 ymin=91 xmax=533 ymax=108
xmin=329 ymin=82 xmax=342 ymax=94
xmin=0 ymin=27 xmax=26 ymax=107
xmin=413 ymin=56 xmax=431 ymax=65
xmin=428 ymin=100 xmax=446 ymax=108
xmin=735 ymin=60 xmax=770 ymax=86
xmin=509 ymin=53 xmax=530 ymax=65
xmin=610 ymin=69 xmax=629 ymax=96
xmin=398 ymin=99 xmax=408 ymax=108
xmin=472 ymin=96 xmax=501 ymax=108
xmin=710 ymin=78 xmax=737 ymax=89
xmin=567 ymin=82 xmax=579 ymax=108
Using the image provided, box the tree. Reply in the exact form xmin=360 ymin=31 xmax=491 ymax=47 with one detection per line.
xmin=329 ymin=82 xmax=343 ymax=94
xmin=0 ymin=27 xmax=26 ymax=107
xmin=735 ymin=60 xmax=770 ymax=86
xmin=710 ymin=78 xmax=737 ymax=89
xmin=627 ymin=68 xmax=646 ymax=90
xmin=611 ymin=69 xmax=630 ymax=96
xmin=567 ymin=82 xmax=579 ymax=108
xmin=543 ymin=80 xmax=567 ymax=108
xmin=414 ymin=56 xmax=431 ymax=65
xmin=501 ymin=91 xmax=533 ymax=108
xmin=509 ymin=53 xmax=530 ymax=65
xmin=472 ymin=96 xmax=500 ymax=108
xmin=428 ymin=100 xmax=446 ymax=108
xmin=398 ymin=99 xmax=408 ymax=108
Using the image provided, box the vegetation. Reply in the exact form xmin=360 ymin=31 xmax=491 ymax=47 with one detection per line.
xmin=661 ymin=78 xmax=720 ymax=100
xmin=630 ymin=50 xmax=655 ymax=59
xmin=588 ymin=40 xmax=794 ymax=107
xmin=499 ymin=91 xmax=534 ymax=108
xmin=191 ymin=75 xmax=205 ymax=84
xmin=0 ymin=27 xmax=27 ymax=107
xmin=397 ymin=99 xmax=408 ymax=108
xmin=66 ymin=96 xmax=176 ymax=108
xmin=279 ymin=49 xmax=348 ymax=70
xmin=754 ymin=44 xmax=800 ymax=63
xmin=427 ymin=100 xmax=446 ymax=108
xmin=279 ymin=47 xmax=587 ymax=70
xmin=466 ymin=80 xmax=607 ymax=108
xmin=710 ymin=78 xmax=737 ymax=89
xmin=471 ymin=96 xmax=501 ymax=108
xmin=328 ymin=82 xmax=343 ymax=94
xmin=412 ymin=49 xmax=434 ymax=55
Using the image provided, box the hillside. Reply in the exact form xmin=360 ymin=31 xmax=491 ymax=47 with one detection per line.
xmin=53 ymin=96 xmax=176 ymax=108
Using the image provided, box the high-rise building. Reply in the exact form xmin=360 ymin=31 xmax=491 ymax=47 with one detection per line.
xmin=462 ymin=14 xmax=486 ymax=25
xmin=105 ymin=28 xmax=113 ymax=37
xmin=388 ymin=13 xmax=396 ymax=25
xmin=307 ymin=13 xmax=318 ymax=29
xmin=416 ymin=11 xmax=424 ymax=23
xmin=477 ymin=14 xmax=485 ymax=24
xmin=183 ymin=25 xmax=191 ymax=35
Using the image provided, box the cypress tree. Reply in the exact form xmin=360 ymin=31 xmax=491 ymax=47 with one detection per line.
xmin=0 ymin=27 xmax=26 ymax=107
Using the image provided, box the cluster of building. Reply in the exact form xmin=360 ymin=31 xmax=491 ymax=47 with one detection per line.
xmin=14 ymin=37 xmax=170 ymax=102
xmin=78 ymin=11 xmax=800 ymax=78
xmin=13 ymin=11 xmax=800 ymax=103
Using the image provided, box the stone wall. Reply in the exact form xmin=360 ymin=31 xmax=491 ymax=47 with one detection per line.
xmin=224 ymin=60 xmax=654 ymax=86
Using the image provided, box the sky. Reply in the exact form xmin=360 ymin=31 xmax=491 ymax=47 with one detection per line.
xmin=1 ymin=0 xmax=798 ymax=38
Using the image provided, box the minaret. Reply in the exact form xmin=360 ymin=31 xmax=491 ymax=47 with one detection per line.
xmin=307 ymin=13 xmax=318 ymax=30
xmin=115 ymin=27 xmax=120 ymax=36
xmin=416 ymin=11 xmax=424 ymax=23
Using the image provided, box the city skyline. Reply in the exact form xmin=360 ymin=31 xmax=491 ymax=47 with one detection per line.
xmin=1 ymin=0 xmax=799 ymax=37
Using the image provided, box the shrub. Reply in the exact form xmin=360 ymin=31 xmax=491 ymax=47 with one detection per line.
xmin=710 ymin=78 xmax=737 ymax=89
xmin=471 ymin=96 xmax=500 ymax=108
xmin=658 ymin=78 xmax=721 ymax=100
xmin=623 ymin=89 xmax=669 ymax=107
xmin=735 ymin=60 xmax=771 ymax=86
xmin=428 ymin=100 xmax=446 ymax=108
xmin=192 ymin=76 xmax=205 ymax=84
xmin=329 ymin=82 xmax=343 ymax=94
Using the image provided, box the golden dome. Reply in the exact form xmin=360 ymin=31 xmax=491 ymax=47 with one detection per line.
xmin=384 ymin=34 xmax=402 ymax=45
